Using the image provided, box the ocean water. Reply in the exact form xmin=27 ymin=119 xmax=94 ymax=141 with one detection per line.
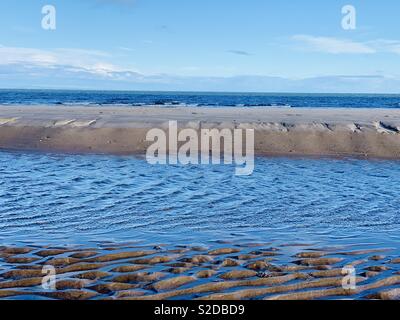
xmin=0 ymin=151 xmax=399 ymax=248
xmin=1 ymin=89 xmax=400 ymax=108
xmin=0 ymin=90 xmax=399 ymax=248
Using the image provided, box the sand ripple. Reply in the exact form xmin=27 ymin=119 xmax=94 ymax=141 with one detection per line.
xmin=0 ymin=241 xmax=399 ymax=300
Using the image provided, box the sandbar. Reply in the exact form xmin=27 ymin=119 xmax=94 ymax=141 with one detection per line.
xmin=0 ymin=106 xmax=400 ymax=158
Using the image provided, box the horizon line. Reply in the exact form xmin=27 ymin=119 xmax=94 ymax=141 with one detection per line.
xmin=0 ymin=88 xmax=399 ymax=96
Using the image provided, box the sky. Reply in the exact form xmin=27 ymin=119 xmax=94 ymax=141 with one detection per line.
xmin=0 ymin=0 xmax=400 ymax=93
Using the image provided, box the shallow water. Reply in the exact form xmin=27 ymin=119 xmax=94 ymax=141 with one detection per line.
xmin=0 ymin=151 xmax=399 ymax=249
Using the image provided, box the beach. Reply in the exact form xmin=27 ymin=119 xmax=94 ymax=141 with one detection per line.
xmin=0 ymin=106 xmax=400 ymax=300
xmin=1 ymin=241 xmax=400 ymax=300
xmin=0 ymin=106 xmax=400 ymax=157
xmin=2 ymin=0 xmax=400 ymax=306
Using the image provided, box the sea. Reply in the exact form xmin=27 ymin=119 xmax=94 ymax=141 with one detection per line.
xmin=0 ymin=89 xmax=400 ymax=108
xmin=0 ymin=89 xmax=399 ymax=250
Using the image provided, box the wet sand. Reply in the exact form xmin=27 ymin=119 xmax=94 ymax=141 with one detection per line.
xmin=0 ymin=241 xmax=399 ymax=300
xmin=1 ymin=106 xmax=400 ymax=300
xmin=0 ymin=106 xmax=400 ymax=157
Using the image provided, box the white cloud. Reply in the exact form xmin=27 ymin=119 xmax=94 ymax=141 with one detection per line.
xmin=0 ymin=44 xmax=400 ymax=93
xmin=117 ymin=46 xmax=135 ymax=52
xmin=292 ymin=35 xmax=375 ymax=54
xmin=0 ymin=46 xmax=137 ymax=76
xmin=293 ymin=35 xmax=400 ymax=56
xmin=370 ymin=39 xmax=400 ymax=54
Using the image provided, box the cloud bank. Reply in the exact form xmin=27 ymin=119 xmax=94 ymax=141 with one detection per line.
xmin=0 ymin=44 xmax=399 ymax=93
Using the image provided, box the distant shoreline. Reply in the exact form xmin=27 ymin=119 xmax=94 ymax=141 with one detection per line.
xmin=0 ymin=106 xmax=400 ymax=158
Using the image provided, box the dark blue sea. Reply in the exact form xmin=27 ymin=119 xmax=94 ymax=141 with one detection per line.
xmin=1 ymin=89 xmax=400 ymax=108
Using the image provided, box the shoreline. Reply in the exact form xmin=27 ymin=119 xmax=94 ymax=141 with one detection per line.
xmin=0 ymin=106 xmax=400 ymax=158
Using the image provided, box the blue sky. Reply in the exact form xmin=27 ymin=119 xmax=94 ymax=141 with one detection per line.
xmin=1 ymin=0 xmax=400 ymax=92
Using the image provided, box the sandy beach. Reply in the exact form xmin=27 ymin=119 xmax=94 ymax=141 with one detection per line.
xmin=3 ymin=0 xmax=400 ymax=308
xmin=1 ymin=105 xmax=400 ymax=300
xmin=1 ymin=241 xmax=399 ymax=300
xmin=0 ymin=106 xmax=400 ymax=158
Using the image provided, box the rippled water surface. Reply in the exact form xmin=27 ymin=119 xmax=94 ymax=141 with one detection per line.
xmin=0 ymin=151 xmax=399 ymax=248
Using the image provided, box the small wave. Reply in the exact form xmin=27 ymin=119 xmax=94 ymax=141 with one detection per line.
xmin=0 ymin=90 xmax=399 ymax=108
xmin=244 ymin=103 xmax=291 ymax=107
xmin=388 ymin=102 xmax=400 ymax=108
